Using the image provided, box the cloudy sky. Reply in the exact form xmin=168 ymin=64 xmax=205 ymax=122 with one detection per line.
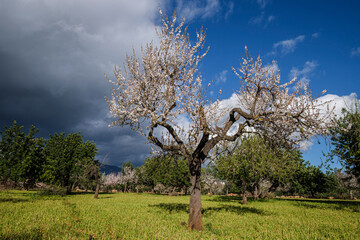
xmin=0 ymin=0 xmax=359 ymax=168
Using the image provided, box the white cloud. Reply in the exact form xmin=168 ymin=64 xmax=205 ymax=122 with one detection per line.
xmin=316 ymin=93 xmax=359 ymax=119
xmin=289 ymin=61 xmax=318 ymax=85
xmin=273 ymin=35 xmax=305 ymax=55
xmin=312 ymin=32 xmax=320 ymax=38
xmin=213 ymin=92 xmax=359 ymax=152
xmin=215 ymin=70 xmax=228 ymax=84
xmin=175 ymin=0 xmax=221 ymax=21
xmin=350 ymin=47 xmax=360 ymax=57
xmin=256 ymin=0 xmax=270 ymax=9
xmin=249 ymin=12 xmax=275 ymax=26
xmin=225 ymin=1 xmax=234 ymax=19
xmin=300 ymin=138 xmax=314 ymax=151
xmin=299 ymin=93 xmax=359 ymax=151
xmin=268 ymin=15 xmax=275 ymax=22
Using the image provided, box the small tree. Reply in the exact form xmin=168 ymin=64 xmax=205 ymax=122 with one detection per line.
xmin=334 ymin=169 xmax=359 ymax=199
xmin=288 ymin=164 xmax=337 ymax=198
xmin=141 ymin=154 xmax=190 ymax=193
xmin=0 ymin=121 xmax=45 ymax=189
xmin=42 ymin=132 xmax=97 ymax=193
xmin=121 ymin=162 xmax=136 ymax=192
xmin=106 ymin=10 xmax=333 ymax=230
xmin=329 ymin=106 xmax=360 ymax=180
xmin=214 ymin=136 xmax=300 ymax=204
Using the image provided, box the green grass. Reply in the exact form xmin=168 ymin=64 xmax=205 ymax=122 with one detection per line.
xmin=0 ymin=191 xmax=359 ymax=239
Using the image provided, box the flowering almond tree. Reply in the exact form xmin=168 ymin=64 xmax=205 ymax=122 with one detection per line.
xmin=106 ymin=10 xmax=333 ymax=230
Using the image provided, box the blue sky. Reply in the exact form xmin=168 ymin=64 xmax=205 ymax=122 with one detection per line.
xmin=169 ymin=0 xmax=360 ymax=169
xmin=0 ymin=0 xmax=359 ymax=168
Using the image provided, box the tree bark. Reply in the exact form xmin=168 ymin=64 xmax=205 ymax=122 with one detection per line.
xmin=188 ymin=159 xmax=202 ymax=231
xmin=94 ymin=174 xmax=100 ymax=199
xmin=254 ymin=185 xmax=258 ymax=200
xmin=242 ymin=181 xmax=247 ymax=205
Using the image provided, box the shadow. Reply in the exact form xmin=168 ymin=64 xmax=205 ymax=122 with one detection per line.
xmin=202 ymin=205 xmax=266 ymax=216
xmin=208 ymin=195 xmax=270 ymax=204
xmin=149 ymin=203 xmax=188 ymax=213
xmin=276 ymin=198 xmax=360 ymax=213
xmin=208 ymin=195 xmax=243 ymax=203
xmin=149 ymin=203 xmax=267 ymax=216
xmin=0 ymin=197 xmax=30 ymax=203
xmin=70 ymin=191 xmax=117 ymax=196
xmin=0 ymin=230 xmax=42 ymax=240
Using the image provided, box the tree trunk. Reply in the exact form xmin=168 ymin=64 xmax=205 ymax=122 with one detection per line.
xmin=349 ymin=189 xmax=353 ymax=200
xmin=94 ymin=174 xmax=100 ymax=199
xmin=188 ymin=159 xmax=202 ymax=231
xmin=254 ymin=185 xmax=258 ymax=200
xmin=242 ymin=181 xmax=247 ymax=205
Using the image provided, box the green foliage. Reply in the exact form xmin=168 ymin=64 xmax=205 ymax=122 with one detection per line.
xmin=1 ymin=191 xmax=359 ymax=239
xmin=329 ymin=107 xmax=360 ymax=179
xmin=141 ymin=154 xmax=190 ymax=192
xmin=288 ymin=164 xmax=339 ymax=198
xmin=42 ymin=132 xmax=98 ymax=193
xmin=121 ymin=161 xmax=134 ymax=174
xmin=0 ymin=121 xmax=45 ymax=188
xmin=214 ymin=135 xmax=302 ymax=198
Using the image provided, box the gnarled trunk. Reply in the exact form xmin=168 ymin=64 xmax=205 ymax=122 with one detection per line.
xmin=188 ymin=159 xmax=202 ymax=231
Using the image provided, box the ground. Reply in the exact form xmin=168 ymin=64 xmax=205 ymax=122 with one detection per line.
xmin=0 ymin=191 xmax=359 ymax=239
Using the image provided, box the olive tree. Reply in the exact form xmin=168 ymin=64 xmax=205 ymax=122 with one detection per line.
xmin=106 ymin=10 xmax=333 ymax=230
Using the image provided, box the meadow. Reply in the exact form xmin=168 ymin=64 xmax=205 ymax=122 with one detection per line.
xmin=0 ymin=191 xmax=359 ymax=239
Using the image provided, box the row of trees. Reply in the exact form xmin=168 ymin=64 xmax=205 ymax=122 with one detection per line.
xmin=99 ymin=136 xmax=358 ymax=203
xmin=101 ymin=155 xmax=190 ymax=194
xmin=0 ymin=121 xmax=99 ymax=193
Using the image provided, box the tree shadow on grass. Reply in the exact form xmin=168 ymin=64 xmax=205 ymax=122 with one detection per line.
xmin=207 ymin=195 xmax=270 ymax=204
xmin=276 ymin=198 xmax=360 ymax=213
xmin=0 ymin=197 xmax=30 ymax=203
xmin=0 ymin=230 xmax=42 ymax=240
xmin=69 ymin=191 xmax=115 ymax=196
xmin=149 ymin=203 xmax=267 ymax=216
xmin=208 ymin=195 xmax=243 ymax=203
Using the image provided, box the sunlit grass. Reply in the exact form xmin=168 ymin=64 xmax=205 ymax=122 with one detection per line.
xmin=0 ymin=190 xmax=359 ymax=239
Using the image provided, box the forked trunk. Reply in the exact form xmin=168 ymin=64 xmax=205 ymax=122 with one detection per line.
xmin=188 ymin=159 xmax=202 ymax=231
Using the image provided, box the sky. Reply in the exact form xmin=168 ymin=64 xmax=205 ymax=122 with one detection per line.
xmin=0 ymin=0 xmax=359 ymax=168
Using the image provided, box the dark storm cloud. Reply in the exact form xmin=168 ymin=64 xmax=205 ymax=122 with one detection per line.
xmin=0 ymin=0 xmax=231 ymax=167
xmin=0 ymin=0 xmax=161 ymax=167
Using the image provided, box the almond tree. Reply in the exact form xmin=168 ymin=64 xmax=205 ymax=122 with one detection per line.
xmin=106 ymin=10 xmax=333 ymax=230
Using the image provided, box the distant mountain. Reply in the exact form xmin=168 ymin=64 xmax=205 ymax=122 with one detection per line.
xmin=100 ymin=164 xmax=121 ymax=174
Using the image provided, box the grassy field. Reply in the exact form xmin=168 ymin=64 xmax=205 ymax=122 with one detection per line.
xmin=0 ymin=191 xmax=359 ymax=239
